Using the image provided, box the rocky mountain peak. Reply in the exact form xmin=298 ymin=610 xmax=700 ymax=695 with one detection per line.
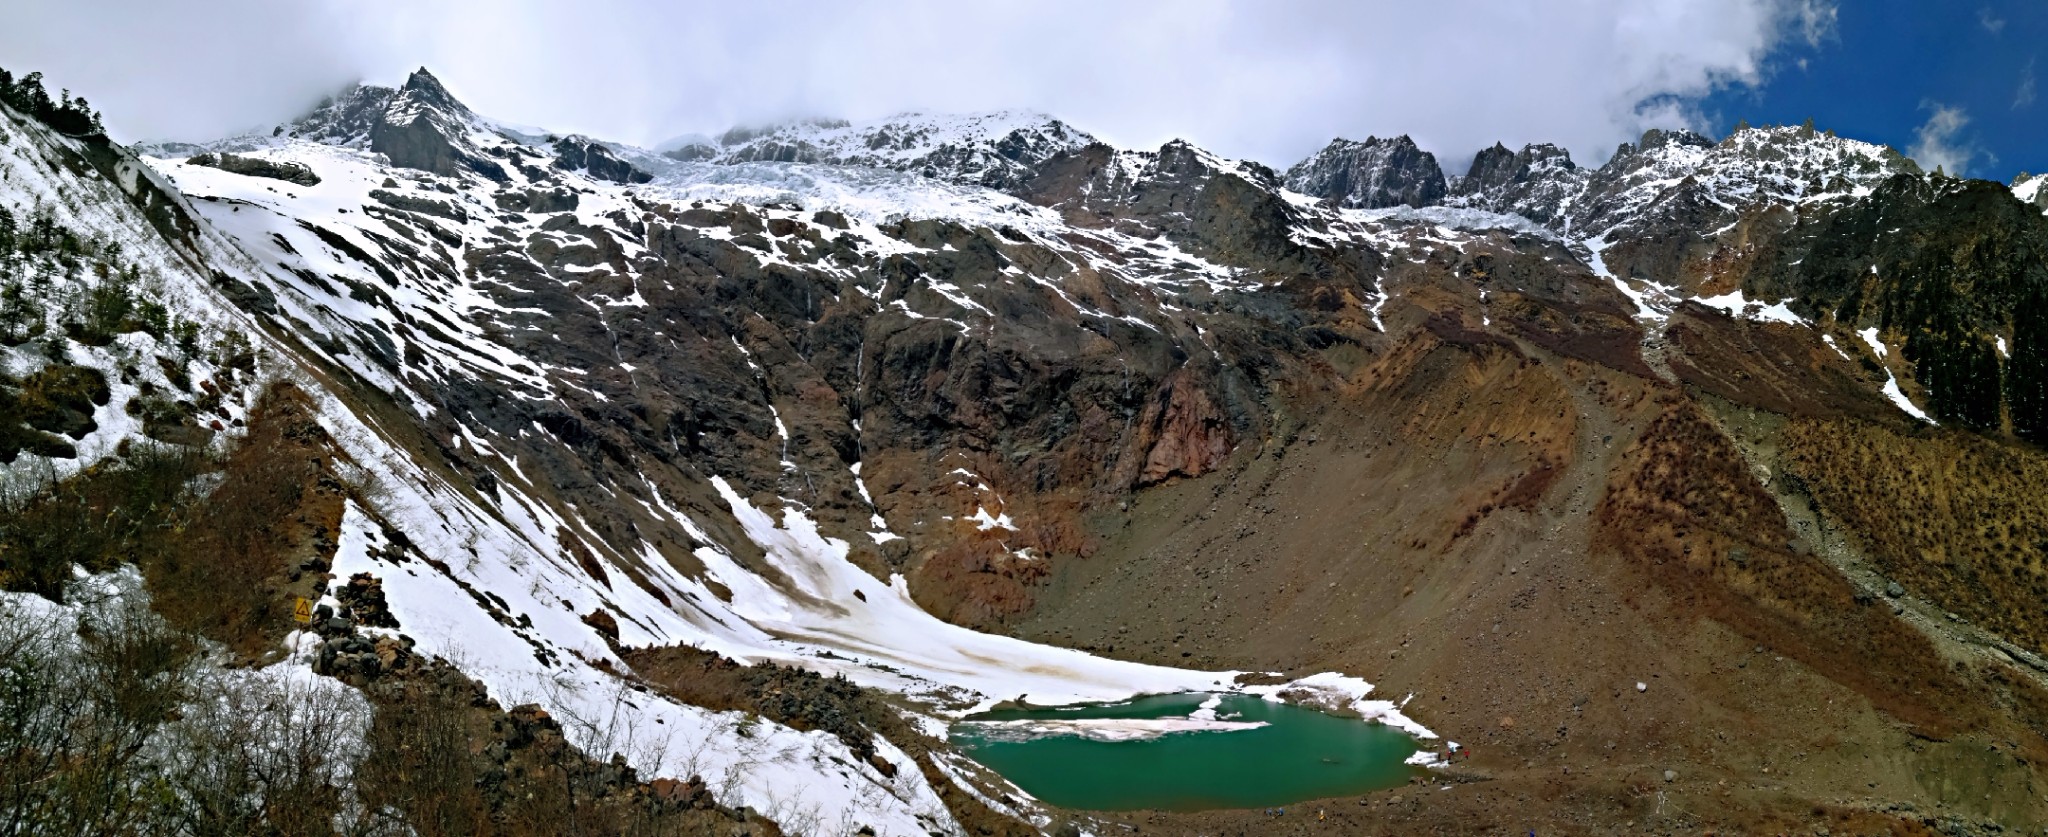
xmin=1605 ymin=126 xmax=1714 ymax=164
xmin=365 ymin=67 xmax=505 ymax=182
xmin=375 ymin=67 xmax=477 ymax=139
xmin=1444 ymin=140 xmax=1587 ymax=224
xmin=1593 ymin=122 xmax=1915 ymax=214
xmin=1154 ymin=138 xmax=1279 ymax=184
xmin=1452 ymin=142 xmax=1576 ymax=196
xmin=281 ymin=83 xmax=397 ymax=147
xmin=273 ymin=69 xmax=472 ymax=152
xmin=1458 ymin=142 xmax=1514 ymax=191
xmin=1282 ymin=134 xmax=1447 ymax=209
xmin=1715 ymin=122 xmax=1919 ymax=174
xmin=392 ymin=67 xmax=465 ymax=116
xmin=1012 ymin=137 xmax=1313 ymax=278
xmin=1441 ymin=119 xmax=1924 ymax=243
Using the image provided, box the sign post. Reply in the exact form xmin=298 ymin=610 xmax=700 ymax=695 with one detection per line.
xmin=293 ymin=597 xmax=314 ymax=624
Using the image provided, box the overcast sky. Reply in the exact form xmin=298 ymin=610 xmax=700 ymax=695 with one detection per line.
xmin=4 ymin=0 xmax=1843 ymax=172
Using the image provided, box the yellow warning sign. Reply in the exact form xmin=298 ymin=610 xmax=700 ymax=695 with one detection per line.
xmin=293 ymin=597 xmax=314 ymax=624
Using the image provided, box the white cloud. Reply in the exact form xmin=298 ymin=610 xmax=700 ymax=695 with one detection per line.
xmin=1980 ymin=7 xmax=2007 ymax=33
xmin=0 ymin=0 xmax=376 ymax=142
xmin=1908 ymin=103 xmax=1977 ymax=176
xmin=2018 ymin=58 xmax=2038 ymax=109
xmin=1793 ymin=0 xmax=1841 ymax=45
xmin=2 ymin=0 xmax=1838 ymax=173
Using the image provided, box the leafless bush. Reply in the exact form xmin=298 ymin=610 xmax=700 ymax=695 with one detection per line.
xmin=0 ymin=581 xmax=197 ymax=837
xmin=351 ymin=681 xmax=492 ymax=837
xmin=150 ymin=666 xmax=370 ymax=837
xmin=0 ymin=573 xmax=383 ymax=837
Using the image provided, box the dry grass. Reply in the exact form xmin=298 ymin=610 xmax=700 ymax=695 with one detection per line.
xmin=139 ymin=381 xmax=344 ymax=660
xmin=1665 ymin=307 xmax=1895 ymax=420
xmin=1783 ymin=417 xmax=2048 ymax=657
xmin=906 ymin=498 xmax=1096 ymax=630
xmin=0 ymin=379 xmax=343 ymax=660
xmin=622 ymin=644 xmax=890 ymax=761
xmin=1594 ymin=399 xmax=1976 ymax=737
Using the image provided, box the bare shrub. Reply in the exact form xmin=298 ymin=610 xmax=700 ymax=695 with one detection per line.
xmin=352 ymin=682 xmax=491 ymax=837
xmin=0 ymin=580 xmax=197 ymax=836
xmin=151 ymin=667 xmax=369 ymax=837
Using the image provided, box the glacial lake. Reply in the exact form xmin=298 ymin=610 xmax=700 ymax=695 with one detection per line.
xmin=948 ymin=693 xmax=1424 ymax=811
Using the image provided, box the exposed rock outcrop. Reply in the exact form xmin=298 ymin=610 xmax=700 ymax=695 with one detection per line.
xmin=1449 ymin=141 xmax=1583 ymax=223
xmin=184 ymin=151 xmax=321 ymax=186
xmin=1133 ymin=370 xmax=1235 ymax=485
xmin=552 ymin=136 xmax=651 ymax=184
xmin=285 ymin=83 xmax=397 ymax=146
xmin=1283 ymin=135 xmax=1446 ymax=208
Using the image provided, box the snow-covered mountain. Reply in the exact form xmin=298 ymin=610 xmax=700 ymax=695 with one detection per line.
xmin=2016 ymin=171 xmax=2048 ymax=211
xmin=665 ymin=111 xmax=1097 ymax=190
xmin=1279 ymin=123 xmax=1921 ymax=302
xmin=10 ymin=63 xmax=2048 ymax=835
xmin=1289 ymin=122 xmax=1918 ymax=242
xmin=1511 ymin=124 xmax=1914 ymax=237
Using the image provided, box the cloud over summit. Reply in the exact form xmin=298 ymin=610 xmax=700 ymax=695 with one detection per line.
xmin=5 ymin=0 xmax=1836 ymax=171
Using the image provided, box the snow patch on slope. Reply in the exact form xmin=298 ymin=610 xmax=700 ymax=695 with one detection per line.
xmin=1881 ymin=374 xmax=1935 ymax=424
xmin=327 ymin=490 xmax=961 ymax=835
xmin=1855 ymin=327 xmax=1934 ymax=423
xmin=700 ymin=476 xmax=1237 ymax=710
xmin=1695 ymin=289 xmax=1806 ymax=325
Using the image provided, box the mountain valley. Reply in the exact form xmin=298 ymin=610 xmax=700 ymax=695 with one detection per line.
xmin=3 ymin=65 xmax=2048 ymax=834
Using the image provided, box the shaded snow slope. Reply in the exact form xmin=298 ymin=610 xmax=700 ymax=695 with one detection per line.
xmin=674 ymin=111 xmax=1095 ymax=190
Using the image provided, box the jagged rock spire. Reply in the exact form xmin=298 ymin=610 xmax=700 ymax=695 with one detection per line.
xmin=367 ymin=67 xmax=505 ymax=181
xmin=393 ymin=67 xmax=469 ymax=118
xmin=1282 ymin=135 xmax=1446 ymax=209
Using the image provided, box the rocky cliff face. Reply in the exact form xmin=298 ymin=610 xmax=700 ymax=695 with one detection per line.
xmin=1443 ymin=125 xmax=1915 ymax=242
xmin=1744 ymin=173 xmax=2048 ymax=436
xmin=1446 ymin=141 xmax=1584 ymax=222
xmin=1282 ymin=135 xmax=1447 ymax=208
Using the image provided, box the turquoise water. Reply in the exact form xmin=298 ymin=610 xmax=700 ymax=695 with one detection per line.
xmin=948 ymin=693 xmax=1422 ymax=811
